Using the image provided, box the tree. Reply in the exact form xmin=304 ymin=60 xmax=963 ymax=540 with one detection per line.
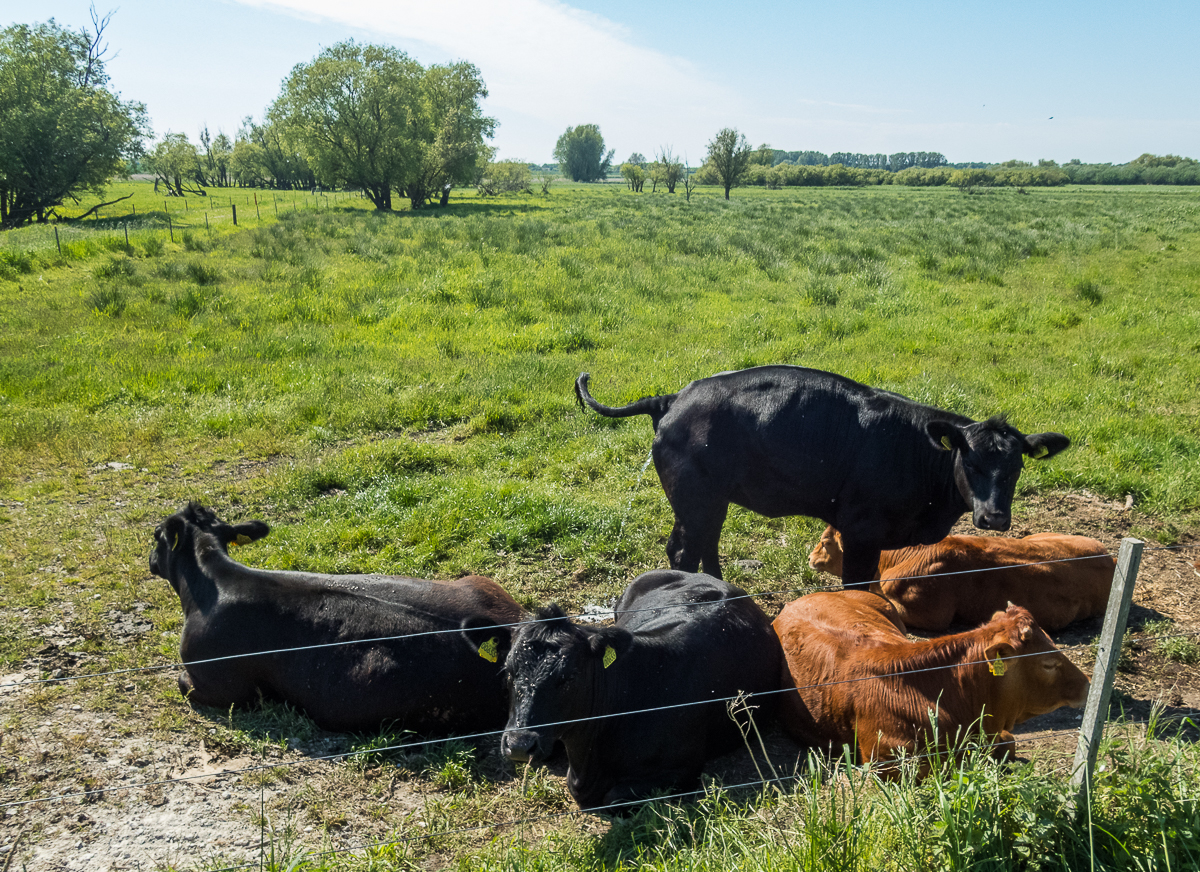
xmin=0 ymin=11 xmax=148 ymax=228
xmin=750 ymin=142 xmax=775 ymax=166
xmin=705 ymin=128 xmax=752 ymax=199
xmin=148 ymin=133 xmax=204 ymax=197
xmin=199 ymin=127 xmax=233 ymax=187
xmin=620 ymin=161 xmax=646 ymax=192
xmin=553 ymin=124 xmax=614 ymax=182
xmin=236 ymin=116 xmax=313 ymax=190
xmin=477 ymin=159 xmax=531 ymax=196
xmin=651 ymin=146 xmax=683 ymax=194
xmin=401 ymin=62 xmax=496 ymax=208
xmin=270 ymin=41 xmax=424 ymax=210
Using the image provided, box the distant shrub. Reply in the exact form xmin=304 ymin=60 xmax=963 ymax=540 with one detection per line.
xmin=478 ymin=161 xmax=533 ymax=196
xmin=0 ymin=249 xmax=36 ymax=279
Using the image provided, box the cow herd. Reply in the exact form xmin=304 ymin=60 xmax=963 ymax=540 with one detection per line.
xmin=148 ymin=365 xmax=1104 ymax=812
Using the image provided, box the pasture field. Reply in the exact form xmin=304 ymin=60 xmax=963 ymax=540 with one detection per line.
xmin=1 ymin=180 xmax=1199 ymax=870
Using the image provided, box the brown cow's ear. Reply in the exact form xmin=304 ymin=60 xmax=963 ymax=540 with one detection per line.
xmin=984 ymin=641 xmax=1015 ymax=676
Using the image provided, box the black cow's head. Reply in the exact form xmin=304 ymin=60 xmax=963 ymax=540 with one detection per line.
xmin=926 ymin=417 xmax=1069 ymax=532
xmin=497 ymin=604 xmax=632 ymax=765
xmin=149 ymin=502 xmax=270 ymax=590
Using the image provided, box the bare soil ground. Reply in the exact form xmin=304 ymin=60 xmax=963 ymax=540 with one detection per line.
xmin=2 ymin=490 xmax=1198 ymax=871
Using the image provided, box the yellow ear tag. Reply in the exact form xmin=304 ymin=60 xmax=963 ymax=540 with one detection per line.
xmin=477 ymin=637 xmax=498 ymax=663
xmin=989 ymin=655 xmax=1007 ymax=677
xmin=940 ymin=435 xmax=954 ymax=451
xmin=236 ymin=533 xmax=252 ymax=546
xmin=172 ymin=532 xmax=180 ymax=551
xmin=1032 ymin=444 xmax=1049 ymax=459
xmin=603 ymin=646 xmax=617 ymax=669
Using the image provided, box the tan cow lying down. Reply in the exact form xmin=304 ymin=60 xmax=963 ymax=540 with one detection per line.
xmin=808 ymin=525 xmax=1114 ymax=631
xmin=773 ymin=591 xmax=1089 ymax=778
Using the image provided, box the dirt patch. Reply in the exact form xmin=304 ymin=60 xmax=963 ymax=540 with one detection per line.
xmin=3 ymin=489 xmax=1199 ymax=870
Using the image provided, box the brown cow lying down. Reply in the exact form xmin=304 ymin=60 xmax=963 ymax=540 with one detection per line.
xmin=808 ymin=525 xmax=1114 ymax=631
xmin=773 ymin=591 xmax=1089 ymax=778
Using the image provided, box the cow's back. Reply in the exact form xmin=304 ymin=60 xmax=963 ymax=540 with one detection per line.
xmin=183 ymin=569 xmax=527 ymax=733
xmin=773 ymin=591 xmax=906 ymax=749
xmin=587 ymin=570 xmax=782 ymax=794
xmin=880 ymin=534 xmax=1114 ymax=631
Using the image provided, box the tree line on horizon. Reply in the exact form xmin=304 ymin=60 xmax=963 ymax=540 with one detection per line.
xmin=2 ymin=11 xmax=1198 ymax=229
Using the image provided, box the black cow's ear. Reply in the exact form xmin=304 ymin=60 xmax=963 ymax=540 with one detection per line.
xmin=1022 ymin=432 xmax=1070 ymax=460
xmin=926 ymin=421 xmax=967 ymax=453
xmin=589 ymin=627 xmax=633 ymax=668
xmin=461 ymin=616 xmax=513 ymax=664
xmin=228 ymin=520 xmax=270 ymax=547
xmin=162 ymin=515 xmax=189 ymax=554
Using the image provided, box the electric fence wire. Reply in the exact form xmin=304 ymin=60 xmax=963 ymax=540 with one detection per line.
xmin=5 ymin=542 xmax=1191 ymax=692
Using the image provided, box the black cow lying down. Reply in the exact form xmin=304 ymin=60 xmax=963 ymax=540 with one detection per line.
xmin=149 ymin=503 xmax=529 ymax=734
xmin=487 ymin=569 xmax=781 ymax=812
xmin=576 ymin=366 xmax=1070 ymax=585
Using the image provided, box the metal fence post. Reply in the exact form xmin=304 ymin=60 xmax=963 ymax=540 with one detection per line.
xmin=1069 ymin=537 xmax=1143 ymax=815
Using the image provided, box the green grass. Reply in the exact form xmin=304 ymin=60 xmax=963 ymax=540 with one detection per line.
xmin=3 ymin=180 xmax=1200 ymax=869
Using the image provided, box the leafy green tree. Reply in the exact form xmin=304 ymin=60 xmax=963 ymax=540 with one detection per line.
xmin=199 ymin=127 xmax=233 ymax=187
xmin=269 ymin=41 xmax=424 ymax=210
xmin=477 ymin=159 xmax=532 ymax=196
xmin=750 ymin=142 xmax=775 ymax=166
xmin=148 ymin=133 xmax=203 ymax=197
xmin=620 ymin=161 xmax=646 ymax=192
xmin=705 ymin=127 xmax=752 ymax=199
xmin=553 ymin=124 xmax=614 ymax=182
xmin=650 ymin=147 xmax=683 ymax=193
xmin=0 ymin=12 xmax=148 ymax=228
xmin=236 ymin=116 xmax=313 ymax=190
xmin=402 ymin=62 xmax=496 ymax=208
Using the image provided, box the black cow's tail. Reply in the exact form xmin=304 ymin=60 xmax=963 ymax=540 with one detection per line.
xmin=575 ymin=373 xmax=675 ymax=429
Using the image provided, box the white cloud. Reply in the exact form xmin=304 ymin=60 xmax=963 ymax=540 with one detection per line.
xmin=237 ymin=0 xmax=741 ymax=161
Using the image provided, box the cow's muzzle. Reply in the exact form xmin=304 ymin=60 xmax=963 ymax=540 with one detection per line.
xmin=501 ymin=729 xmax=550 ymax=764
xmin=973 ymin=510 xmax=1011 ymax=532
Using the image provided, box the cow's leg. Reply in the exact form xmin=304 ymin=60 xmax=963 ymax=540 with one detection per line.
xmin=664 ymin=503 xmax=728 ymax=579
xmin=839 ymin=540 xmax=882 ymax=590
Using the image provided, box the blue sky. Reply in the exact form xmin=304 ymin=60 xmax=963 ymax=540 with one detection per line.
xmin=8 ymin=0 xmax=1199 ymax=165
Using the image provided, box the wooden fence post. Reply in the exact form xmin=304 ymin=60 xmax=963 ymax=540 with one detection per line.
xmin=1069 ymin=537 xmax=1143 ymax=815
xmin=232 ymin=204 xmax=238 ymax=226
xmin=168 ymin=216 xmax=174 ymax=242
xmin=55 ymin=226 xmax=61 ymax=254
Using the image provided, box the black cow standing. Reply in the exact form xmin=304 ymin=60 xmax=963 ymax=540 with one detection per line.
xmin=149 ymin=503 xmax=528 ymax=734
xmin=487 ymin=569 xmax=781 ymax=812
xmin=576 ymin=366 xmax=1069 ymax=586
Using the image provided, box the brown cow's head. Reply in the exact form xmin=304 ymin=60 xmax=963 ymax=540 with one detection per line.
xmin=808 ymin=526 xmax=844 ymax=576
xmin=983 ymin=603 xmax=1089 ymax=722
